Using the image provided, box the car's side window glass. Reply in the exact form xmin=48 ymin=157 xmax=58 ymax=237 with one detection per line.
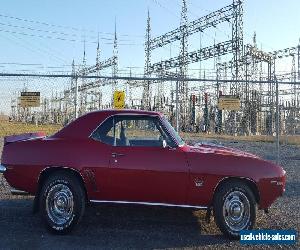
xmin=90 ymin=117 xmax=115 ymax=145
xmin=114 ymin=116 xmax=171 ymax=147
xmin=91 ymin=115 xmax=176 ymax=147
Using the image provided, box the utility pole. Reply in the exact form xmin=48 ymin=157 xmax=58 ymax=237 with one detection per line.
xmin=112 ymin=19 xmax=118 ymax=95
xmin=176 ymin=76 xmax=179 ymax=132
xmin=179 ymin=0 xmax=188 ymax=130
xmin=275 ymin=75 xmax=280 ymax=164
xmin=143 ymin=9 xmax=151 ymax=110
xmin=74 ymin=76 xmax=79 ymax=119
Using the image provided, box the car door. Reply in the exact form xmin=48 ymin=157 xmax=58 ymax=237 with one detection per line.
xmin=86 ymin=116 xmax=115 ymax=200
xmin=107 ymin=115 xmax=189 ymax=205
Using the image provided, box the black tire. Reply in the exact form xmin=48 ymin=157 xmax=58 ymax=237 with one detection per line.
xmin=213 ymin=181 xmax=256 ymax=239
xmin=39 ymin=171 xmax=86 ymax=234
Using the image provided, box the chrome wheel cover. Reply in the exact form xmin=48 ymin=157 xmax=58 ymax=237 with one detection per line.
xmin=46 ymin=184 xmax=74 ymax=226
xmin=222 ymin=190 xmax=250 ymax=232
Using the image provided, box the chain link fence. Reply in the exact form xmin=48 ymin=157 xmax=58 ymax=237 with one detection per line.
xmin=0 ymin=73 xmax=300 ymax=162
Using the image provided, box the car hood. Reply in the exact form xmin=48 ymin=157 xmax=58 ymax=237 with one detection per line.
xmin=185 ymin=142 xmax=260 ymax=159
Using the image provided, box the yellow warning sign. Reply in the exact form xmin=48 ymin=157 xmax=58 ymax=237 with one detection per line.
xmin=218 ymin=96 xmax=240 ymax=111
xmin=113 ymin=91 xmax=125 ymax=109
xmin=20 ymin=92 xmax=40 ymax=108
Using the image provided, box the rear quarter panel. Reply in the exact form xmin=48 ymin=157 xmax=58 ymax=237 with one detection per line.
xmin=1 ymin=137 xmax=111 ymax=198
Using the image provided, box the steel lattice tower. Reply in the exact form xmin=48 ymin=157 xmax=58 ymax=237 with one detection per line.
xmin=81 ymin=42 xmax=87 ymax=114
xmin=292 ymin=55 xmax=297 ymax=102
xmin=71 ymin=59 xmax=76 ymax=94
xmin=112 ymin=21 xmax=118 ymax=94
xmin=298 ymin=39 xmax=300 ymax=81
xmin=83 ymin=41 xmax=87 ymax=70
xmin=231 ymin=0 xmax=243 ymax=96
xmin=143 ymin=9 xmax=151 ymax=110
xmin=96 ymin=37 xmax=102 ymax=109
xmin=179 ymin=0 xmax=188 ymax=128
xmin=71 ymin=59 xmax=76 ymax=88
xmin=250 ymin=32 xmax=259 ymax=134
xmin=96 ymin=37 xmax=101 ymax=72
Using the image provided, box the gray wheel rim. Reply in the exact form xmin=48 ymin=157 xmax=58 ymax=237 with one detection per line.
xmin=46 ymin=183 xmax=74 ymax=226
xmin=222 ymin=190 xmax=250 ymax=232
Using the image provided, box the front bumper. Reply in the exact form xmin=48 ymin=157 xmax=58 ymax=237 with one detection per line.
xmin=0 ymin=164 xmax=6 ymax=173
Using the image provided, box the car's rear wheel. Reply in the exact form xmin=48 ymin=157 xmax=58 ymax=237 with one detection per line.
xmin=39 ymin=171 xmax=86 ymax=234
xmin=213 ymin=181 xmax=256 ymax=239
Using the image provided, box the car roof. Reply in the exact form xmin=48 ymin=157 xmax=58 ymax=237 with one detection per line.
xmin=52 ymin=109 xmax=162 ymax=139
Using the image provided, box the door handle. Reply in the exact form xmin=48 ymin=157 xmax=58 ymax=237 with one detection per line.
xmin=111 ymin=152 xmax=125 ymax=158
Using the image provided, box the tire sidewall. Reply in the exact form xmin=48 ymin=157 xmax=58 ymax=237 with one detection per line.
xmin=40 ymin=173 xmax=85 ymax=234
xmin=214 ymin=182 xmax=256 ymax=239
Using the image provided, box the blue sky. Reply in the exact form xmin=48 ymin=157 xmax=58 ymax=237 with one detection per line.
xmin=0 ymin=0 xmax=299 ymax=115
xmin=0 ymin=0 xmax=299 ymax=74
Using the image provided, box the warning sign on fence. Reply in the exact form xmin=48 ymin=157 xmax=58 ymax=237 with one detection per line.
xmin=218 ymin=96 xmax=240 ymax=111
xmin=113 ymin=91 xmax=125 ymax=109
xmin=20 ymin=92 xmax=40 ymax=108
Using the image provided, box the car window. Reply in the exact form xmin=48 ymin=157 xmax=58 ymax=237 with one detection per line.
xmin=114 ymin=116 xmax=164 ymax=147
xmin=90 ymin=116 xmax=115 ymax=145
xmin=91 ymin=115 xmax=176 ymax=147
xmin=123 ymin=119 xmax=159 ymax=142
xmin=161 ymin=115 xmax=185 ymax=146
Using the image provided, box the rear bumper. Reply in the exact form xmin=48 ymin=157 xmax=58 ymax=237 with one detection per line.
xmin=0 ymin=164 xmax=6 ymax=173
xmin=1 ymin=165 xmax=29 ymax=195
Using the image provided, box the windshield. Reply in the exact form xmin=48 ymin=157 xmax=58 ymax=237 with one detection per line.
xmin=161 ymin=116 xmax=185 ymax=146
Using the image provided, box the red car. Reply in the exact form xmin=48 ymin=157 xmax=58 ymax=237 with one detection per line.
xmin=0 ymin=110 xmax=285 ymax=238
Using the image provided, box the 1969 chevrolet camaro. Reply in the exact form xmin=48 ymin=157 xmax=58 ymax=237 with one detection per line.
xmin=0 ymin=109 xmax=285 ymax=238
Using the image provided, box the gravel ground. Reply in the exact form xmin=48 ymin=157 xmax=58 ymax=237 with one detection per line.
xmin=0 ymin=137 xmax=299 ymax=249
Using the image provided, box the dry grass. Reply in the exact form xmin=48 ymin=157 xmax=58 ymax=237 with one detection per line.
xmin=1 ymin=121 xmax=300 ymax=145
xmin=181 ymin=132 xmax=300 ymax=145
xmin=0 ymin=121 xmax=61 ymax=137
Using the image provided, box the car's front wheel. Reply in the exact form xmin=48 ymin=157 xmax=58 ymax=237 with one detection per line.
xmin=213 ymin=181 xmax=256 ymax=239
xmin=39 ymin=171 xmax=86 ymax=234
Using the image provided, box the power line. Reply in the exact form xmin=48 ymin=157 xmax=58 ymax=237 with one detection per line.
xmin=0 ymin=28 xmax=142 ymax=45
xmin=0 ymin=13 xmax=144 ymax=38
xmin=0 ymin=62 xmax=43 ymax=66
xmin=7 ymin=32 xmax=69 ymax=64
xmin=0 ymin=32 xmax=68 ymax=65
xmin=0 ymin=72 xmax=299 ymax=85
xmin=0 ymin=21 xmax=139 ymax=42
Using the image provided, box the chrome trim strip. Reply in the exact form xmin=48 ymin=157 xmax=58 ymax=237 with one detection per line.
xmin=26 ymin=136 xmax=45 ymax=141
xmin=0 ymin=164 xmax=6 ymax=173
xmin=11 ymin=189 xmax=30 ymax=196
xmin=213 ymin=176 xmax=259 ymax=196
xmin=90 ymin=200 xmax=208 ymax=209
xmin=37 ymin=166 xmax=86 ymax=186
xmin=270 ymin=180 xmax=284 ymax=186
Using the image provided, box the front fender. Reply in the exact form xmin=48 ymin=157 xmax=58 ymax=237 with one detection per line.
xmin=186 ymin=150 xmax=285 ymax=208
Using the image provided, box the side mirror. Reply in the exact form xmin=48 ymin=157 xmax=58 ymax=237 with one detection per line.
xmin=162 ymin=139 xmax=167 ymax=148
